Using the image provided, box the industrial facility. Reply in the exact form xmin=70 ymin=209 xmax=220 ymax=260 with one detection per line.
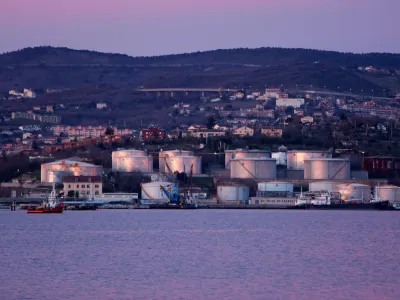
xmin=303 ymin=158 xmax=350 ymax=180
xmin=159 ymin=150 xmax=194 ymax=173
xmin=164 ymin=156 xmax=202 ymax=174
xmin=41 ymin=160 xmax=103 ymax=183
xmin=230 ymin=158 xmax=276 ymax=180
xmin=225 ymin=149 xmax=271 ymax=169
xmin=287 ymin=150 xmax=332 ymax=170
xmin=112 ymin=149 xmax=153 ymax=172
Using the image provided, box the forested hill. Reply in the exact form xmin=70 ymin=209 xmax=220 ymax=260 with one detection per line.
xmin=1 ymin=46 xmax=400 ymax=68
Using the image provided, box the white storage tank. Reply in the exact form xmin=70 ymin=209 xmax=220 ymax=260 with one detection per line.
xmin=287 ymin=150 xmax=332 ymax=170
xmin=225 ymin=149 xmax=271 ymax=169
xmin=112 ymin=149 xmax=147 ymax=170
xmin=272 ymin=152 xmax=287 ymax=166
xmin=141 ymin=182 xmax=174 ymax=202
xmin=304 ymin=158 xmax=350 ymax=180
xmin=116 ymin=156 xmax=153 ymax=172
xmin=165 ymin=156 xmax=202 ymax=174
xmin=334 ymin=183 xmax=371 ymax=202
xmin=41 ymin=160 xmax=103 ymax=183
xmin=217 ymin=185 xmax=250 ymax=203
xmin=258 ymin=181 xmax=294 ymax=192
xmin=376 ymin=185 xmax=400 ymax=203
xmin=309 ymin=181 xmax=343 ymax=193
xmin=230 ymin=158 xmax=276 ymax=180
xmin=159 ymin=150 xmax=194 ymax=173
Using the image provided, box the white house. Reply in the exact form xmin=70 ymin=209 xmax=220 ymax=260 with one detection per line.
xmin=276 ymin=98 xmax=305 ymax=108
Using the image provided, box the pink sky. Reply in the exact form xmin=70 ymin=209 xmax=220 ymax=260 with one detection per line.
xmin=1 ymin=0 xmax=399 ymax=55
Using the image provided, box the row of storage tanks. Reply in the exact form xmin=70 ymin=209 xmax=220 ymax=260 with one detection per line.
xmin=112 ymin=148 xmax=349 ymax=180
xmin=140 ymin=176 xmax=400 ymax=204
xmin=225 ymin=149 xmax=350 ymax=180
xmin=112 ymin=149 xmax=201 ymax=174
xmin=215 ymin=181 xmax=400 ymax=203
xmin=309 ymin=181 xmax=400 ymax=203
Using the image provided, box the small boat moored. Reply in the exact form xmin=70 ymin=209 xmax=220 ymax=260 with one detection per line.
xmin=27 ymin=184 xmax=64 ymax=214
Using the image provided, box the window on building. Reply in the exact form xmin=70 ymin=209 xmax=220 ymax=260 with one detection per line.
xmin=77 ymin=185 xmax=79 ymax=188
xmin=95 ymin=185 xmax=99 ymax=188
xmin=87 ymin=185 xmax=90 ymax=188
xmin=68 ymin=185 xmax=71 ymax=188
xmin=95 ymin=191 xmax=99 ymax=195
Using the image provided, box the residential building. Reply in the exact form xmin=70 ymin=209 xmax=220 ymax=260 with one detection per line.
xmin=294 ymin=109 xmax=304 ymax=116
xmin=190 ymin=129 xmax=226 ymax=138
xmin=265 ymin=88 xmax=281 ymax=99
xmin=63 ymin=176 xmax=102 ymax=197
xmin=301 ymin=116 xmax=314 ymax=124
xmin=23 ymin=89 xmax=36 ymax=98
xmin=188 ymin=124 xmax=208 ymax=132
xmin=52 ymin=126 xmax=131 ymax=138
xmin=140 ymin=127 xmax=166 ymax=141
xmin=233 ymin=126 xmax=254 ymax=137
xmin=96 ymin=102 xmax=108 ymax=109
xmin=261 ymin=128 xmax=283 ymax=137
xmin=12 ymin=112 xmax=61 ymax=124
xmin=276 ymin=93 xmax=289 ymax=99
xmin=276 ymin=98 xmax=305 ymax=108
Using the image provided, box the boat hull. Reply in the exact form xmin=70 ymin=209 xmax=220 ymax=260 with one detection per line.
xmin=27 ymin=205 xmax=64 ymax=214
xmin=305 ymin=201 xmax=394 ymax=210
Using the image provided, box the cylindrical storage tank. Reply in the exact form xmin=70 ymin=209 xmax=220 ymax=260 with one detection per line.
xmin=376 ymin=185 xmax=400 ymax=203
xmin=47 ymin=170 xmax=70 ymax=183
xmin=309 ymin=181 xmax=342 ymax=193
xmin=272 ymin=152 xmax=287 ymax=166
xmin=230 ymin=158 xmax=276 ymax=180
xmin=159 ymin=150 xmax=194 ymax=173
xmin=41 ymin=160 xmax=103 ymax=183
xmin=116 ymin=156 xmax=153 ymax=172
xmin=334 ymin=183 xmax=371 ymax=202
xmin=258 ymin=181 xmax=294 ymax=192
xmin=304 ymin=158 xmax=350 ymax=180
xmin=217 ymin=185 xmax=250 ymax=203
xmin=112 ymin=149 xmax=147 ymax=170
xmin=225 ymin=149 xmax=271 ymax=169
xmin=165 ymin=156 xmax=201 ymax=174
xmin=141 ymin=182 xmax=173 ymax=202
xmin=287 ymin=150 xmax=332 ymax=170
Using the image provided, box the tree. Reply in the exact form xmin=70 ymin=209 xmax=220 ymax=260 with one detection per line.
xmin=285 ymin=106 xmax=295 ymax=115
xmin=105 ymin=126 xmax=114 ymax=136
xmin=207 ymin=116 xmax=216 ymax=129
xmin=31 ymin=140 xmax=39 ymax=150
xmin=67 ymin=190 xmax=79 ymax=197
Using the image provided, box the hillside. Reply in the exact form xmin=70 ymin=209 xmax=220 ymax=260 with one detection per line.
xmin=2 ymin=46 xmax=400 ymax=68
xmin=0 ymin=46 xmax=399 ymax=95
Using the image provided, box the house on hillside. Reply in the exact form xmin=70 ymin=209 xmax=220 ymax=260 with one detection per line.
xmin=233 ymin=126 xmax=254 ymax=137
xmin=261 ymin=128 xmax=283 ymax=138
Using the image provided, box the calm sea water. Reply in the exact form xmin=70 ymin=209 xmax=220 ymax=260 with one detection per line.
xmin=0 ymin=210 xmax=399 ymax=300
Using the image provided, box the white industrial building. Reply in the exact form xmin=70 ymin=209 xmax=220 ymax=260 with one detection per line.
xmin=41 ymin=160 xmax=103 ymax=183
xmin=276 ymin=98 xmax=305 ymax=108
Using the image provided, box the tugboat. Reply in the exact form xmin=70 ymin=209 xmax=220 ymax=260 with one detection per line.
xmin=27 ymin=184 xmax=64 ymax=214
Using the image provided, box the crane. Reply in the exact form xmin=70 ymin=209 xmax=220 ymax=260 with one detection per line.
xmin=160 ymin=184 xmax=182 ymax=205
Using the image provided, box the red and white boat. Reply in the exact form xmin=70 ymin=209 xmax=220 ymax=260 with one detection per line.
xmin=27 ymin=184 xmax=64 ymax=214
